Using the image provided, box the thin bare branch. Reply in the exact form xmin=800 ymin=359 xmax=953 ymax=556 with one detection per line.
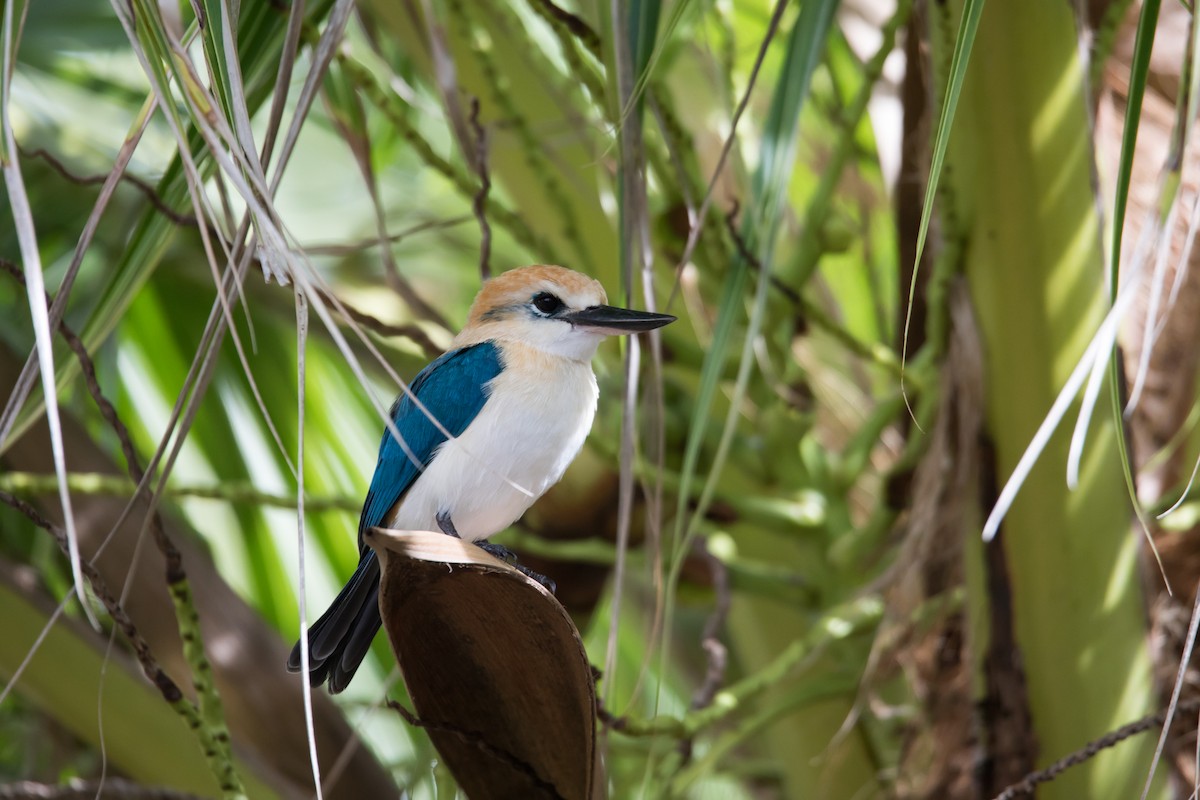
xmin=20 ymin=145 xmax=197 ymax=226
xmin=667 ymin=0 xmax=790 ymax=307
xmin=690 ymin=540 xmax=731 ymax=712
xmin=303 ymin=214 xmax=473 ymax=255
xmin=992 ymin=698 xmax=1200 ymax=799
xmin=0 ymin=778 xmax=206 ymax=800
xmin=468 ymin=97 xmax=493 ymax=280
xmin=0 ymin=490 xmax=184 ymax=706
xmin=0 ymin=258 xmax=184 ymax=577
xmin=319 ymin=32 xmax=453 ymax=333
xmin=527 ymin=0 xmax=601 ymax=57
xmin=315 ymin=287 xmax=441 ymax=358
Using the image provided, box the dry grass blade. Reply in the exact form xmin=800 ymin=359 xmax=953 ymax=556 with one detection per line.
xmin=605 ymin=0 xmax=652 ymax=708
xmin=0 ymin=103 xmax=156 ymax=452
xmin=259 ymin=0 xmax=306 ymax=171
xmin=1 ymin=0 xmax=97 ymax=630
xmin=293 ymin=290 xmax=324 ymax=800
xmin=982 ymin=276 xmax=1139 ymax=540
xmin=368 ymin=528 xmax=600 ymax=800
xmin=668 ymin=0 xmax=789 ymax=298
xmin=270 ymin=0 xmax=356 ymax=195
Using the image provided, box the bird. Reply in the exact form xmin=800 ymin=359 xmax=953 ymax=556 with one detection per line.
xmin=288 ymin=264 xmax=676 ymax=693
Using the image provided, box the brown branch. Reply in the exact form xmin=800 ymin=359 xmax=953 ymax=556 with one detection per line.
xmin=690 ymin=538 xmax=731 ymax=712
xmin=722 ymin=204 xmax=903 ymax=379
xmin=379 ymin=255 xmax=452 ymax=332
xmin=527 ymin=0 xmax=601 ymax=57
xmin=992 ymin=698 xmax=1200 ymax=799
xmin=0 ymin=490 xmax=184 ymax=705
xmin=723 ymin=202 xmax=802 ymax=306
xmin=0 ymin=778 xmax=207 ymax=800
xmin=303 ymin=214 xmax=473 ymax=255
xmin=386 ymin=700 xmax=566 ymax=799
xmin=468 ymin=97 xmax=493 ymax=281
xmin=669 ymin=0 xmax=790 ymax=306
xmin=596 ymin=704 xmax=624 ymax=730
xmin=0 ymin=260 xmax=185 ymax=582
xmin=314 ymin=286 xmax=441 ymax=358
xmin=20 ymin=146 xmax=197 ymax=227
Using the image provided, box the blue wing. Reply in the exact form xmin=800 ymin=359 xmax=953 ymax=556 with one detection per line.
xmin=357 ymin=341 xmax=503 ymax=546
xmin=288 ymin=341 xmax=503 ymax=692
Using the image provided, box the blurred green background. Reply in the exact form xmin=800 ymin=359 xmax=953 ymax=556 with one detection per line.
xmin=1 ymin=0 xmax=1198 ymax=797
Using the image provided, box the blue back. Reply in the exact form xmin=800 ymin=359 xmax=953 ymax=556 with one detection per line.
xmin=357 ymin=341 xmax=503 ymax=547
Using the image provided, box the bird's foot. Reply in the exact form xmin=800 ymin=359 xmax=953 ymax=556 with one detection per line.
xmin=436 ymin=511 xmax=460 ymax=538
xmin=477 ymin=540 xmax=557 ymax=595
xmin=436 ymin=517 xmax=556 ymax=594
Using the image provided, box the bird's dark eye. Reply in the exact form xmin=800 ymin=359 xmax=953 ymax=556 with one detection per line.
xmin=532 ymin=292 xmax=564 ymax=315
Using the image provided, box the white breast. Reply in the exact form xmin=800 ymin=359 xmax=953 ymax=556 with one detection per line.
xmin=388 ymin=351 xmax=598 ymax=541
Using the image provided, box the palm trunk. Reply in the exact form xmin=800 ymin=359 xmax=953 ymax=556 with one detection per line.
xmin=943 ymin=0 xmax=1161 ymax=795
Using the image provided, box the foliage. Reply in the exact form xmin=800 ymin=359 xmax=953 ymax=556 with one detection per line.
xmin=0 ymin=0 xmax=1197 ymax=798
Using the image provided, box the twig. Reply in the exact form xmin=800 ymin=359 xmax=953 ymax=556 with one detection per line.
xmin=690 ymin=538 xmax=731 ymax=712
xmin=468 ymin=98 xmax=493 ymax=280
xmin=0 ymin=260 xmax=184 ymax=581
xmin=306 ymin=22 xmax=559 ymax=262
xmin=386 ymin=700 xmax=566 ymax=799
xmin=314 ymin=286 xmax=441 ymax=358
xmin=0 ymin=259 xmax=243 ymax=796
xmin=0 ymin=778 xmax=208 ymax=800
xmin=0 ymin=471 xmax=361 ymax=513
xmin=17 ymin=143 xmax=367 ymax=307
xmin=669 ymin=0 xmax=790 ymax=304
xmin=19 ymin=145 xmax=197 ymax=227
xmin=992 ymin=698 xmax=1200 ymax=799
xmin=0 ymin=490 xmax=185 ymax=707
xmin=325 ymin=82 xmax=452 ymax=334
xmin=723 ymin=203 xmax=799 ymax=304
xmin=595 ymin=703 xmax=686 ymax=738
xmin=722 ymin=206 xmax=903 ymax=377
xmin=303 ymin=215 xmax=473 ymax=255
xmin=527 ymin=0 xmax=600 ymax=58
xmin=447 ymin=0 xmax=589 ymax=270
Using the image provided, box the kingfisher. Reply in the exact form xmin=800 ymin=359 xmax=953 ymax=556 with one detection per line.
xmin=288 ymin=265 xmax=675 ymax=692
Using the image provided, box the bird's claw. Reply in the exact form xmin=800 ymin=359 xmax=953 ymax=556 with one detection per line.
xmin=477 ymin=540 xmax=557 ymax=594
xmin=436 ymin=511 xmax=460 ymax=538
xmin=436 ymin=517 xmax=557 ymax=593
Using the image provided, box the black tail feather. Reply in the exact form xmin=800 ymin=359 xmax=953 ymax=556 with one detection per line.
xmin=328 ymin=597 xmax=382 ymax=693
xmin=287 ymin=551 xmax=382 ymax=693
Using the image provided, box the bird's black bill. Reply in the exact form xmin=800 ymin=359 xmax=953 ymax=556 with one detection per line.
xmin=562 ymin=305 xmax=676 ymax=334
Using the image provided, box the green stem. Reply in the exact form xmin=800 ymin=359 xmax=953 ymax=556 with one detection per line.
xmin=449 ymin=0 xmax=591 ymax=271
xmin=0 ymin=471 xmax=359 ymax=512
xmin=682 ymin=596 xmax=882 ymax=736
xmin=781 ymin=0 xmax=913 ymax=288
xmin=801 ymin=295 xmax=905 ymax=376
xmin=170 ymin=578 xmax=244 ymax=798
xmin=668 ymin=675 xmax=857 ymax=796
xmin=522 ymin=0 xmax=608 ymax=105
xmin=307 ymin=25 xmax=558 ymax=260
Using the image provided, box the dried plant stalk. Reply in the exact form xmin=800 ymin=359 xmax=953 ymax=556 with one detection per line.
xmin=368 ymin=528 xmax=601 ymax=800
